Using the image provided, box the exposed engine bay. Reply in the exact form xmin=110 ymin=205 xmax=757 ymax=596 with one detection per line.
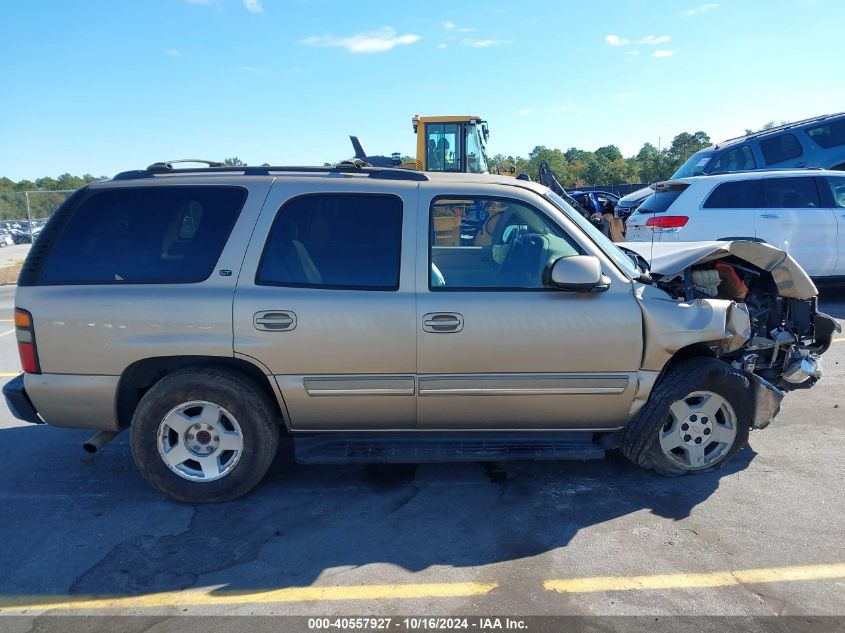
xmin=622 ymin=241 xmax=841 ymax=394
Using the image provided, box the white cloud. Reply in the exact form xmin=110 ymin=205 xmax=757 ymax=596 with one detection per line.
xmin=637 ymin=34 xmax=671 ymax=45
xmin=605 ymin=34 xmax=630 ymax=46
xmin=682 ymin=3 xmax=718 ymax=15
xmin=626 ymin=50 xmax=640 ymax=57
xmin=302 ymin=27 xmax=421 ymax=54
xmin=163 ymin=48 xmax=183 ymax=58
xmin=653 ymin=49 xmax=676 ymax=58
xmin=518 ymin=108 xmax=533 ymax=116
xmin=243 ymin=0 xmax=263 ymax=13
xmin=457 ymin=27 xmax=476 ymax=32
xmin=436 ymin=43 xmax=448 ymax=49
xmin=616 ymin=92 xmax=633 ymax=99
xmin=607 ymin=34 xmax=671 ymax=48
xmin=444 ymin=20 xmax=455 ymax=30
xmin=461 ymin=38 xmax=510 ymax=48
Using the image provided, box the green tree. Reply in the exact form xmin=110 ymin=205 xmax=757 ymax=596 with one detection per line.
xmin=666 ymin=131 xmax=711 ymax=168
xmin=595 ymin=145 xmax=623 ymax=163
xmin=224 ymin=157 xmax=246 ymax=166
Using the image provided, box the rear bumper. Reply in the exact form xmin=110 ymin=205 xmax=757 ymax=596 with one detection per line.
xmin=3 ymin=373 xmax=43 ymax=425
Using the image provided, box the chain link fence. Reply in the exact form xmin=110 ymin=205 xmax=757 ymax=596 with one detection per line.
xmin=569 ymin=183 xmax=648 ymax=197
xmin=0 ymin=190 xmax=74 ymax=241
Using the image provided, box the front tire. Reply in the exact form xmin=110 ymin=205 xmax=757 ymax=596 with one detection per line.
xmin=130 ymin=367 xmax=279 ymax=503
xmin=621 ymin=358 xmax=752 ymax=476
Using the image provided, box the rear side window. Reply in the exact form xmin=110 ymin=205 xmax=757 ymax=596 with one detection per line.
xmin=257 ymin=194 xmax=402 ymax=290
xmin=759 ymin=133 xmax=803 ymax=165
xmin=760 ymin=177 xmax=820 ymax=209
xmin=806 ymin=119 xmax=845 ymax=149
xmin=710 ymin=146 xmax=757 ymax=173
xmin=40 ymin=186 xmax=246 ymax=284
xmin=703 ymin=180 xmax=761 ymax=209
xmin=636 ymin=187 xmax=688 ymax=214
xmin=822 ymin=176 xmax=845 ymax=208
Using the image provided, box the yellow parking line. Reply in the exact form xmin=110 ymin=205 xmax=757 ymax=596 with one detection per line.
xmin=0 ymin=330 xmax=15 ymax=337
xmin=0 ymin=372 xmax=18 ymax=377
xmin=544 ymin=562 xmax=845 ymax=593
xmin=832 ymin=337 xmax=845 ymax=344
xmin=0 ymin=581 xmax=498 ymax=611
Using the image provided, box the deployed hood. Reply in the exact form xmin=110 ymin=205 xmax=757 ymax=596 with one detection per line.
xmin=620 ymin=240 xmax=818 ymax=300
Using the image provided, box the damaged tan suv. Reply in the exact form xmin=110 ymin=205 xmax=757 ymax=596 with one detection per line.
xmin=3 ymin=162 xmax=839 ymax=502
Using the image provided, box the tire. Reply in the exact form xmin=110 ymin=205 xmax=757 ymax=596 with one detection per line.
xmin=621 ymin=358 xmax=752 ymax=476
xmin=130 ymin=366 xmax=280 ymax=503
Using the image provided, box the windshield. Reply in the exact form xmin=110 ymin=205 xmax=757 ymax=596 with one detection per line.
xmin=671 ymin=151 xmax=715 ymax=178
xmin=545 ymin=191 xmax=639 ymax=278
xmin=465 ymin=124 xmax=489 ymax=173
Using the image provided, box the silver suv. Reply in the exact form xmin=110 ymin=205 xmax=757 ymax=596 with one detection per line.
xmin=3 ymin=162 xmax=839 ymax=502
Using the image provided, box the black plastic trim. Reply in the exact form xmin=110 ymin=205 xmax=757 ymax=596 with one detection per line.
xmin=2 ymin=374 xmax=42 ymax=424
xmin=113 ymin=165 xmax=429 ymax=182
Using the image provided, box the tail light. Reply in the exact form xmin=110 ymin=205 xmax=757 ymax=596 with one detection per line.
xmin=15 ymin=308 xmax=40 ymax=374
xmin=645 ymin=215 xmax=689 ymax=229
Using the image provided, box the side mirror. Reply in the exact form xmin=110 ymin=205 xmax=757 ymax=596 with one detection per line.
xmin=548 ymin=256 xmax=611 ymax=292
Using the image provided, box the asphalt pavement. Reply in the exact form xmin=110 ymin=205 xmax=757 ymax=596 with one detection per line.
xmin=0 ymin=285 xmax=841 ymax=624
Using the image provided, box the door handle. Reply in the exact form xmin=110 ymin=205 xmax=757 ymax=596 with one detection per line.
xmin=254 ymin=310 xmax=297 ymax=332
xmin=760 ymin=214 xmax=782 ymax=219
xmin=422 ymin=312 xmax=464 ymax=333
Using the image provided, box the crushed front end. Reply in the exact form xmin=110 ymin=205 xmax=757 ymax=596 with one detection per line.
xmin=626 ymin=240 xmax=840 ymax=427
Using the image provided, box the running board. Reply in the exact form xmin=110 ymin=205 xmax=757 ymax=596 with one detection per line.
xmin=293 ymin=431 xmax=605 ymax=465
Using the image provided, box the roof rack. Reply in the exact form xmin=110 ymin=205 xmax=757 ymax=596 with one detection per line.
xmin=113 ymin=159 xmax=429 ymax=182
xmin=707 ymin=166 xmax=825 ymax=176
xmin=715 ymin=112 xmax=845 ymax=148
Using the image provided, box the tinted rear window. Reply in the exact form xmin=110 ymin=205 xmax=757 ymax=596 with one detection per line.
xmin=760 ymin=177 xmax=820 ymax=209
xmin=760 ymin=133 xmax=803 ymax=165
xmin=636 ymin=187 xmax=687 ymax=213
xmin=257 ymin=194 xmax=402 ymax=290
xmin=703 ymin=180 xmax=761 ymax=209
xmin=807 ymin=119 xmax=845 ymax=149
xmin=40 ymin=186 xmax=246 ymax=284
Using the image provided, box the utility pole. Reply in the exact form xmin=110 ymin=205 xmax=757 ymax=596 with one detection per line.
xmin=24 ymin=191 xmax=32 ymax=239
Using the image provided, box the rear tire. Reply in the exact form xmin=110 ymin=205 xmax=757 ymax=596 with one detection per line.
xmin=130 ymin=367 xmax=279 ymax=503
xmin=621 ymin=358 xmax=752 ymax=476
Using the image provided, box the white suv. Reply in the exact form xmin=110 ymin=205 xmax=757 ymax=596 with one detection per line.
xmin=625 ymin=170 xmax=845 ymax=278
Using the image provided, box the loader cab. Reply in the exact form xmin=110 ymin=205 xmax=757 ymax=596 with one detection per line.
xmin=413 ymin=115 xmax=490 ymax=174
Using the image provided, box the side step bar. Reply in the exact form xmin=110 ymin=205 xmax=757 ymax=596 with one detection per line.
xmin=294 ymin=431 xmax=605 ymax=465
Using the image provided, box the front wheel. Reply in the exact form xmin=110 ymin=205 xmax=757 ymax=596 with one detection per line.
xmin=130 ymin=367 xmax=280 ymax=503
xmin=621 ymin=358 xmax=752 ymax=476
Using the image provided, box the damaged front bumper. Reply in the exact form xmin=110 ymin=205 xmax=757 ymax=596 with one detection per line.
xmin=744 ymin=370 xmax=785 ymax=430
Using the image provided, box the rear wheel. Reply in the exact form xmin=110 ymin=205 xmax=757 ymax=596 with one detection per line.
xmin=621 ymin=358 xmax=752 ymax=476
xmin=130 ymin=367 xmax=279 ymax=502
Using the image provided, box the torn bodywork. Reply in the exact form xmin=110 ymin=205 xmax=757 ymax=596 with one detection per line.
xmin=625 ymin=240 xmax=840 ymax=425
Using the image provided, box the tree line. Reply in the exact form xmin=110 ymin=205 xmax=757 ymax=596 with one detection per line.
xmin=0 ymin=173 xmax=102 ymax=193
xmin=488 ymin=131 xmax=712 ymax=187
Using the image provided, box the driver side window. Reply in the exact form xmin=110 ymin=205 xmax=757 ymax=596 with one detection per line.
xmin=429 ymin=196 xmax=582 ymax=290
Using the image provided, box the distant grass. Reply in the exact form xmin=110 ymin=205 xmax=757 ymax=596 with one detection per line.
xmin=0 ymin=262 xmax=23 ymax=285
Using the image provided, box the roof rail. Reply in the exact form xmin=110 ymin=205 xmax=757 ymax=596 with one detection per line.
xmin=715 ymin=112 xmax=845 ymax=148
xmin=113 ymin=161 xmax=429 ymax=182
xmin=707 ymin=166 xmax=826 ymax=176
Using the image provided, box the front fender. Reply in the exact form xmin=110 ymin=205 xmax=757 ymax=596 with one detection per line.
xmin=635 ymin=284 xmax=752 ymax=372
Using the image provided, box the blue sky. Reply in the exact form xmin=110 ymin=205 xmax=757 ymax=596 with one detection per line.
xmin=1 ymin=0 xmax=843 ymax=180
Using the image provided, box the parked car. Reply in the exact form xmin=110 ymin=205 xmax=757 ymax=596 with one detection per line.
xmin=568 ymin=190 xmax=620 ymax=214
xmin=3 ymin=162 xmax=838 ymax=502
xmin=624 ymin=169 xmax=845 ymax=279
xmin=617 ymin=112 xmax=845 ymax=217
